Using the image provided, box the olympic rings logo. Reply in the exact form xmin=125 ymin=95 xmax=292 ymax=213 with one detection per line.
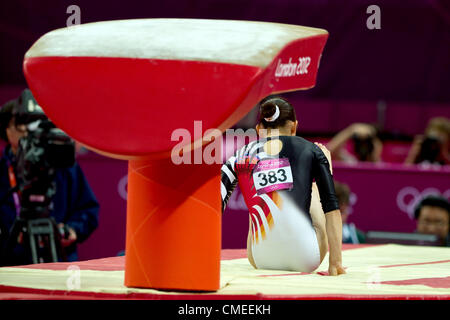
xmin=118 ymin=174 xmax=128 ymax=200
xmin=396 ymin=187 xmax=450 ymax=219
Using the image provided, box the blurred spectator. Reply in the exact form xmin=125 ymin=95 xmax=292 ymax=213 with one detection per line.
xmin=414 ymin=195 xmax=450 ymax=246
xmin=405 ymin=117 xmax=450 ymax=165
xmin=334 ymin=181 xmax=366 ymax=244
xmin=0 ymin=94 xmax=99 ymax=265
xmin=327 ymin=123 xmax=382 ymax=163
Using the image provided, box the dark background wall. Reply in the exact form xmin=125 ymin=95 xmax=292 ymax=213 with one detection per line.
xmin=1 ymin=0 xmax=450 ymax=103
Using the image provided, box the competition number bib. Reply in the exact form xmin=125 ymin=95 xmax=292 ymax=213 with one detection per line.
xmin=252 ymin=158 xmax=293 ymax=195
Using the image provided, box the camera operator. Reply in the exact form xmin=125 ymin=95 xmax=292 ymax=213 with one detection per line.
xmin=0 ymin=90 xmax=99 ymax=265
xmin=405 ymin=117 xmax=450 ymax=165
xmin=327 ymin=123 xmax=383 ymax=163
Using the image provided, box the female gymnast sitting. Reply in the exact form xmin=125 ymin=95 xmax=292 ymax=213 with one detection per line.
xmin=221 ymin=96 xmax=346 ymax=276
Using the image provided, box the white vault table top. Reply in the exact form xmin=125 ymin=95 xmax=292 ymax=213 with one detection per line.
xmin=25 ymin=18 xmax=328 ymax=67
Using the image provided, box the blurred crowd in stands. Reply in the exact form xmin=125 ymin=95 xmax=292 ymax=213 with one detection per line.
xmin=326 ymin=117 xmax=450 ymax=246
xmin=327 ymin=117 xmax=450 ymax=166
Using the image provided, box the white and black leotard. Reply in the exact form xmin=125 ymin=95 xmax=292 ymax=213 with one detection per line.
xmin=221 ymin=135 xmax=339 ymax=272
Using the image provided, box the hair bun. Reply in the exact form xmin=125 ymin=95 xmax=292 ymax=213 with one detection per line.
xmin=262 ymin=104 xmax=280 ymax=122
xmin=258 ymin=96 xmax=296 ymax=128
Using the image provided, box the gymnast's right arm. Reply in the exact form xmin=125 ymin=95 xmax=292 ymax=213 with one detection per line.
xmin=312 ymin=146 xmax=346 ymax=276
xmin=221 ymin=155 xmax=238 ymax=213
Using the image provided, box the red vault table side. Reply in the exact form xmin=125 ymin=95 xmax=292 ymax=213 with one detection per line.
xmin=23 ymin=19 xmax=328 ymax=291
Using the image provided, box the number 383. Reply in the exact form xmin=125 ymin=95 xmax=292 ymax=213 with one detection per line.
xmin=257 ymin=169 xmax=288 ymax=187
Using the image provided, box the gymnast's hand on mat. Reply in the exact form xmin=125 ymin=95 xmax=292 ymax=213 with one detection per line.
xmin=328 ymin=261 xmax=346 ymax=276
xmin=58 ymin=223 xmax=77 ymax=247
xmin=325 ymin=210 xmax=346 ymax=276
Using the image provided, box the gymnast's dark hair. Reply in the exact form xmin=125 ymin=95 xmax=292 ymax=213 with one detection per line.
xmin=258 ymin=96 xmax=296 ymax=129
xmin=414 ymin=195 xmax=450 ymax=221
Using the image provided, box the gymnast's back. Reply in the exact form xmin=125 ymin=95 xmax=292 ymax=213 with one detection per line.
xmin=221 ymin=135 xmax=339 ymax=272
xmin=221 ymin=135 xmax=338 ymax=219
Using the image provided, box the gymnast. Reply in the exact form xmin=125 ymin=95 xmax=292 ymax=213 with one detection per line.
xmin=221 ymin=96 xmax=346 ymax=276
